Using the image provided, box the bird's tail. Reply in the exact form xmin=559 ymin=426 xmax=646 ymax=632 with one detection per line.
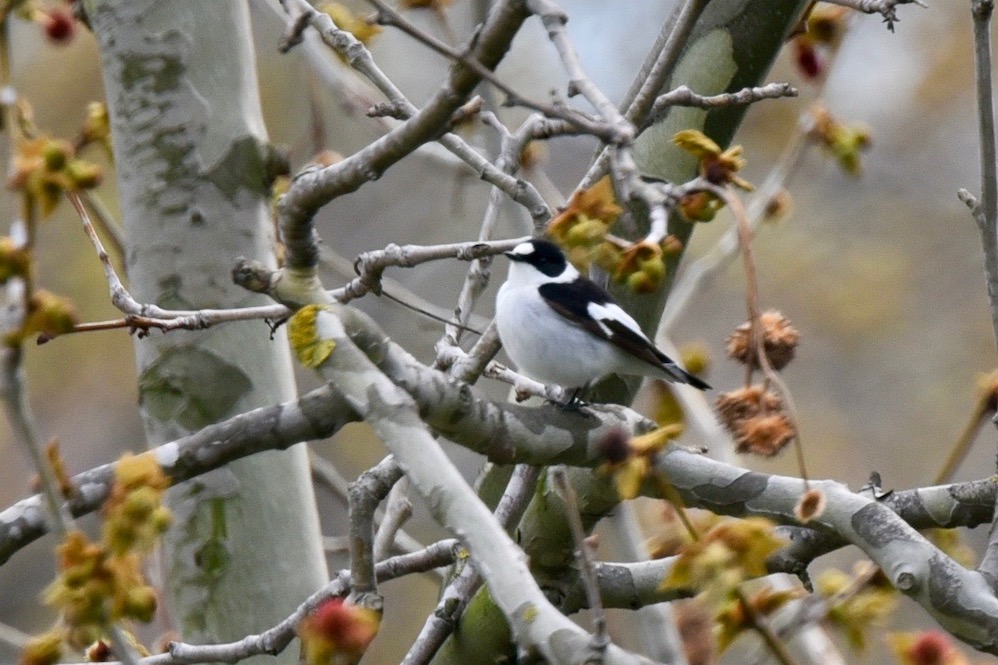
xmin=663 ymin=363 xmax=711 ymax=391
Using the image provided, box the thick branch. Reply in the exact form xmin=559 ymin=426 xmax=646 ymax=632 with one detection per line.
xmin=5 ymin=305 xmax=998 ymax=569
xmin=311 ymin=307 xmax=660 ymax=664
xmin=661 ymin=452 xmax=998 ymax=653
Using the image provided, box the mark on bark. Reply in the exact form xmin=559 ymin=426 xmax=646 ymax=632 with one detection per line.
xmin=138 ymin=346 xmax=252 ymax=430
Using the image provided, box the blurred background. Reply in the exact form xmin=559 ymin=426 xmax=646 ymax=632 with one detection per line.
xmin=0 ymin=1 xmax=993 ymax=663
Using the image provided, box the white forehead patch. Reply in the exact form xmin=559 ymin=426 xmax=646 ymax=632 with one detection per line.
xmin=511 ymin=241 xmax=535 ymax=256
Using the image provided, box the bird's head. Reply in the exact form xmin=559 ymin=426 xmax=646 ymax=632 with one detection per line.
xmin=504 ymin=239 xmax=578 ymax=285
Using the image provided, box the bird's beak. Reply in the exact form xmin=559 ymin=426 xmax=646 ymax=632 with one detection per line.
xmin=504 ymin=251 xmax=525 ymax=262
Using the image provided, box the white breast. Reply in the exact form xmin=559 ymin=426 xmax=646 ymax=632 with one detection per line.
xmin=495 ymin=280 xmax=619 ymax=387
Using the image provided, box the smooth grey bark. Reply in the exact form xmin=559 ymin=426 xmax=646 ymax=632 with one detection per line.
xmin=86 ymin=3 xmax=327 ymax=662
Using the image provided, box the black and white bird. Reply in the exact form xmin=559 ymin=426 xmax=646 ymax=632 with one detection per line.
xmin=495 ymin=239 xmax=710 ymax=402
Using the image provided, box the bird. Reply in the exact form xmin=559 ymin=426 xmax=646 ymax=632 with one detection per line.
xmin=495 ymin=238 xmax=710 ymax=404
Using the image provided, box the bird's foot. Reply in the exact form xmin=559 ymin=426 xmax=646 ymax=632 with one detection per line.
xmin=556 ymin=386 xmax=590 ymax=412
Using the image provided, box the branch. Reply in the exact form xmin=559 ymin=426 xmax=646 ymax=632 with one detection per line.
xmin=551 ymin=466 xmax=609 ymax=659
xmin=401 ymin=464 xmax=539 ymax=665
xmin=311 ymin=452 xmax=430 ymax=561
xmin=819 ymin=0 xmax=925 ymax=31
xmin=373 ymin=475 xmax=412 ymax=562
xmin=336 ymin=237 xmax=528 ymax=304
xmin=962 ymin=0 xmax=998 ymax=350
xmin=580 ymin=0 xmax=710 ymax=189
xmin=0 ymin=307 xmax=651 ymax=564
xmin=279 ymin=0 xmax=551 ymax=232
xmin=660 ymin=450 xmax=998 ymax=653
xmin=65 ymin=192 xmax=290 ymax=335
xmin=309 ymin=307 xmax=658 ymax=663
xmin=6 ymin=301 xmax=998 ymax=567
xmin=364 ymin=0 xmax=628 ymax=144
xmin=658 ymin=119 xmax=810 ymax=333
xmin=63 ymin=539 xmax=462 ymax=665
xmin=347 ymin=456 xmax=403 ymax=603
xmin=435 ymin=117 xmax=535 ymax=355
xmin=525 ymin=0 xmax=634 ymax=144
xmin=277 ymin=0 xmax=533 ymax=272
xmin=645 ymin=82 xmax=798 ymax=127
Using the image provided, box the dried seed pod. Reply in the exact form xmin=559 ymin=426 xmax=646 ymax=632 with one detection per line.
xmin=726 ymin=310 xmax=800 ymax=371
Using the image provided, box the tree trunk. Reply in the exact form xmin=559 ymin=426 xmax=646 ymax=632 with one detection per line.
xmin=86 ymin=3 xmax=327 ymax=661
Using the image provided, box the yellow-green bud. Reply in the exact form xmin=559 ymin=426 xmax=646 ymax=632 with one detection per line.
xmin=66 ymin=160 xmax=103 ymax=189
xmin=41 ymin=139 xmax=72 ymax=171
xmin=21 ymin=631 xmax=64 ymax=665
xmin=82 ymin=102 xmax=110 ymax=144
xmin=122 ymin=586 xmax=157 ymax=623
xmin=122 ymin=487 xmax=158 ymax=521
xmin=151 ymin=506 xmax=173 ymax=533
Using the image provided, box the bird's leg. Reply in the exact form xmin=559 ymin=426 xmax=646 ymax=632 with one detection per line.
xmin=558 ymin=384 xmax=591 ymax=412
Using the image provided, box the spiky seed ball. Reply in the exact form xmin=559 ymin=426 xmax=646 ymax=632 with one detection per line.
xmin=725 ymin=310 xmax=800 ymax=371
xmin=733 ymin=413 xmax=796 ymax=457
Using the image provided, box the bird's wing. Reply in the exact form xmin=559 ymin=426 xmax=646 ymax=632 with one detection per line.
xmin=538 ymin=280 xmax=711 ymax=390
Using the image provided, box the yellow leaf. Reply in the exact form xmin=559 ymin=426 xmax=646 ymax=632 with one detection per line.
xmin=288 ymin=305 xmax=336 ymax=369
xmin=319 ymin=2 xmax=381 ymax=45
xmin=672 ymin=129 xmax=721 ymax=159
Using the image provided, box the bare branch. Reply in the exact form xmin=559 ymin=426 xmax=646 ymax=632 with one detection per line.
xmin=819 ymin=0 xmax=925 ymax=31
xmin=348 ymin=456 xmax=403 ymax=602
xmin=963 ymin=0 xmax=998 ymax=351
xmin=277 ymin=0 xmax=533 ymax=272
xmin=337 ymin=237 xmax=529 ymax=304
xmin=646 ymin=82 xmax=798 ymax=126
xmin=581 ymin=0 xmax=710 ymax=189
xmin=312 ymin=308 xmax=659 ymax=663
xmin=363 ymin=0 xmax=627 ymax=144
xmin=63 ymin=541 xmax=462 ymax=665
xmin=401 ymin=464 xmax=539 ymax=665
xmin=525 ymin=0 xmax=634 ymax=144
xmin=373 ymin=476 xmax=412 ymax=562
xmin=552 ymin=466 xmax=609 ymax=660
xmin=435 ymin=118 xmax=537 ymax=356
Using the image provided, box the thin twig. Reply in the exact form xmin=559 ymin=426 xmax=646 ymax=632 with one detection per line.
xmin=321 ymin=245 xmax=488 ymax=329
xmin=734 ymin=586 xmax=800 ymax=665
xmin=65 ymin=541 xmax=462 ymax=665
xmin=658 ymin=122 xmax=810 ymax=333
xmin=551 ymin=466 xmax=608 ymax=662
xmin=0 ymin=346 xmax=75 ymax=534
xmin=363 ymin=0 xmax=626 ymax=143
xmin=67 ymin=191 xmax=290 ymax=332
xmin=580 ymin=0 xmax=710 ymax=188
xmin=819 ymin=0 xmax=925 ymax=31
xmin=481 ymin=360 xmax=567 ymax=403
xmin=108 ymin=624 xmax=142 ymax=665
xmin=645 ymin=82 xmax=798 ymax=127
xmin=335 ymin=236 xmax=529 ymax=304
xmin=717 ymin=185 xmax=809 ymax=484
xmin=963 ymin=0 xmax=998 ymax=351
xmin=436 ymin=119 xmax=534 ymax=354
xmin=78 ymin=190 xmax=124 ymax=260
xmin=299 ymin=0 xmax=551 ymax=225
xmin=0 ymin=620 xmax=30 ymax=649
xmin=525 ymin=0 xmax=634 ymax=144
xmin=934 ymin=391 xmax=992 ymax=485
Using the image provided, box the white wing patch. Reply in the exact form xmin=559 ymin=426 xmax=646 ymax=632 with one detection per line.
xmin=586 ymin=302 xmax=647 ymax=339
